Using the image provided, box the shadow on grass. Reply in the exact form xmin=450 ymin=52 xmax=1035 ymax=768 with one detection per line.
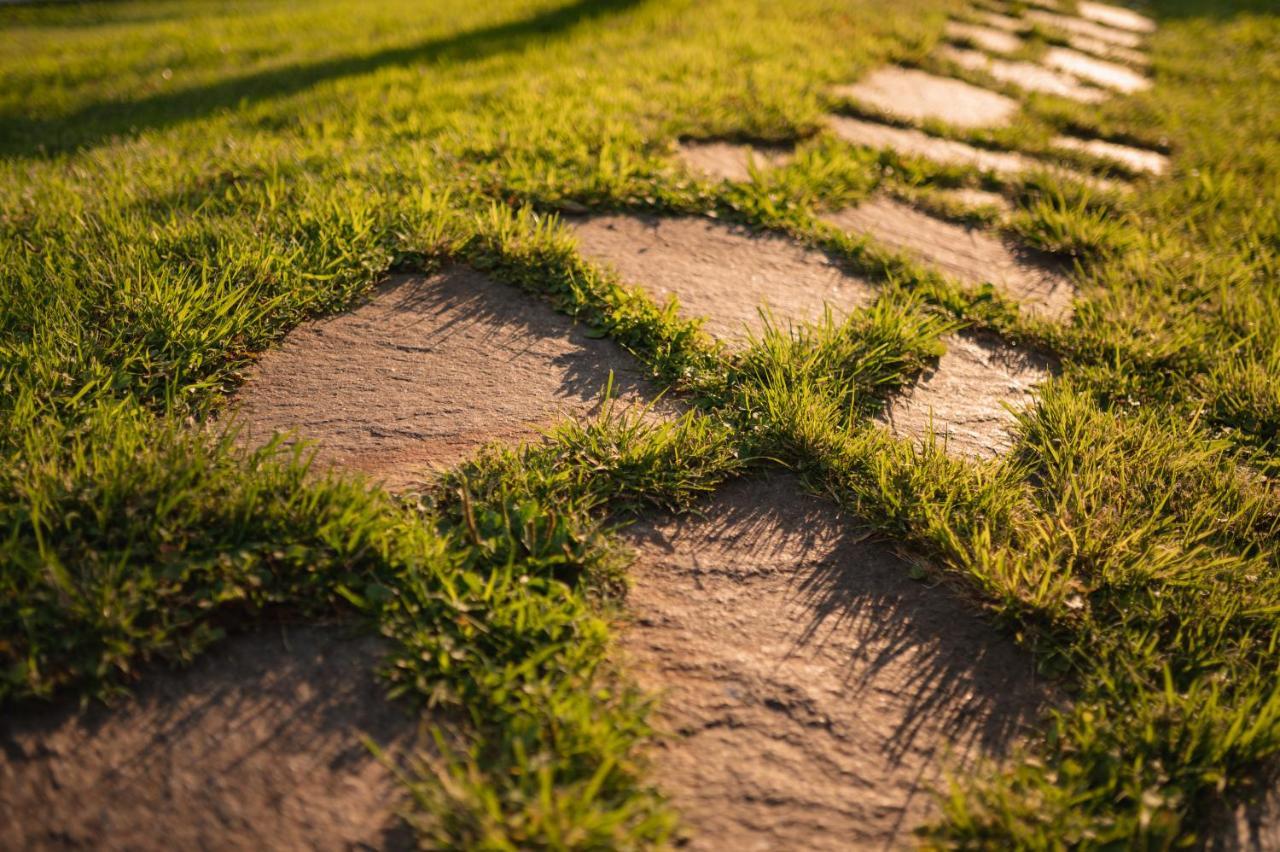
xmin=1 ymin=0 xmax=648 ymax=159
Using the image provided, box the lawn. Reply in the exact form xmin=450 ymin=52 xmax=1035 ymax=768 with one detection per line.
xmin=2 ymin=0 xmax=1279 ymax=846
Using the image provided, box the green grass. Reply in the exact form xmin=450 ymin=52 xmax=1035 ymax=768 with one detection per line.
xmin=3 ymin=0 xmax=1280 ymax=847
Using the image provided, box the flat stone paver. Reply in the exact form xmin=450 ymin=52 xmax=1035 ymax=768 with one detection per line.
xmin=824 ymin=197 xmax=1076 ymax=320
xmin=233 ymin=267 xmax=656 ymax=489
xmin=938 ymin=186 xmax=1013 ymax=213
xmin=1027 ymin=9 xmax=1145 ymax=49
xmin=1043 ymin=46 xmax=1150 ymax=93
xmin=1061 ymin=31 xmax=1151 ymax=66
xmin=829 ymin=114 xmax=1038 ymax=176
xmin=945 ymin=20 xmax=1023 ymax=54
xmin=571 ymin=214 xmax=876 ymax=341
xmin=881 ymin=332 xmax=1053 ymax=458
xmin=828 ymin=115 xmax=1117 ymax=192
xmin=937 ymin=45 xmax=1109 ymax=103
xmin=620 ymin=475 xmax=1044 ymax=850
xmin=978 ymin=10 xmax=1026 ymax=33
xmin=0 ymin=627 xmax=419 ymax=851
xmin=1077 ymin=0 xmax=1156 ymax=34
xmin=1053 ymin=135 xmax=1169 ymax=175
xmin=676 ymin=140 xmax=792 ymax=183
xmin=833 ymin=66 xmax=1019 ymax=128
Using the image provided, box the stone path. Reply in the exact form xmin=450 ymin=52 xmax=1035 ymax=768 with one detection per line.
xmin=10 ymin=3 xmax=1170 ymax=848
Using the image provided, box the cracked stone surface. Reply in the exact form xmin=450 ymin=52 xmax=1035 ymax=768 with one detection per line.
xmin=0 ymin=626 xmax=420 ymax=852
xmin=232 ymin=267 xmax=656 ymax=490
xmin=880 ymin=332 xmax=1053 ymax=458
xmin=824 ymin=197 xmax=1076 ymax=320
xmin=676 ymin=140 xmax=792 ymax=183
xmin=619 ymin=475 xmax=1045 ymax=850
xmin=570 ymin=214 xmax=876 ymax=342
xmin=833 ymin=66 xmax=1019 ymax=128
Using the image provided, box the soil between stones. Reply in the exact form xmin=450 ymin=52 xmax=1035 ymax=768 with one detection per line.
xmin=676 ymin=140 xmax=792 ymax=183
xmin=833 ymin=66 xmax=1019 ymax=128
xmin=619 ymin=475 xmax=1045 ymax=850
xmin=0 ymin=626 xmax=420 ymax=852
xmin=881 ymin=332 xmax=1053 ymax=458
xmin=823 ymin=196 xmax=1076 ymax=320
xmin=232 ymin=267 xmax=656 ymax=490
xmin=570 ymin=214 xmax=877 ymax=341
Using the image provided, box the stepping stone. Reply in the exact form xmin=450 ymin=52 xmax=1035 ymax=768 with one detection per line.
xmin=676 ymin=140 xmax=792 ymax=183
xmin=234 ymin=267 xmax=655 ymax=489
xmin=1026 ymin=9 xmax=1145 ymax=49
xmin=881 ymin=332 xmax=1052 ymax=458
xmin=823 ymin=197 xmax=1075 ymax=319
xmin=978 ymin=10 xmax=1027 ymax=33
xmin=832 ymin=66 xmax=1018 ymax=129
xmin=1043 ymin=46 xmax=1150 ymax=93
xmin=619 ymin=475 xmax=1044 ymax=850
xmin=944 ymin=20 xmax=1024 ymax=55
xmin=1060 ymin=32 xmax=1151 ymax=67
xmin=1214 ymin=782 xmax=1280 ymax=851
xmin=937 ymin=45 xmax=1109 ymax=103
xmin=939 ymin=186 xmax=1014 ymax=213
xmin=570 ymin=214 xmax=876 ymax=341
xmin=827 ymin=115 xmax=1118 ymax=192
xmin=1052 ymin=135 xmax=1169 ymax=175
xmin=0 ymin=627 xmax=419 ymax=851
xmin=828 ymin=114 xmax=1038 ymax=177
xmin=1077 ymin=0 xmax=1156 ymax=34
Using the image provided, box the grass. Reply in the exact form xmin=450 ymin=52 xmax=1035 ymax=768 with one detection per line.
xmin=3 ymin=0 xmax=1280 ymax=847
